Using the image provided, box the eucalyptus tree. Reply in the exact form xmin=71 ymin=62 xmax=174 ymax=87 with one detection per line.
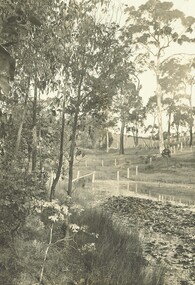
xmin=160 ymin=58 xmax=188 ymax=143
xmin=0 ymin=0 xmax=61 ymax=170
xmin=48 ymin=0 xmax=128 ymax=198
xmin=0 ymin=0 xmax=44 ymax=95
xmin=112 ymin=78 xmax=144 ymax=154
xmin=145 ymin=95 xmax=159 ymax=143
xmin=161 ymin=57 xmax=195 ymax=145
xmin=171 ymin=105 xmax=191 ymax=141
xmin=122 ymin=0 xmax=195 ymax=153
xmin=0 ymin=1 xmax=64 ymax=283
xmin=0 ymin=0 xmax=61 ymax=175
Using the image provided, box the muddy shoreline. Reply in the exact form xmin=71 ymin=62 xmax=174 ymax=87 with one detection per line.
xmin=101 ymin=196 xmax=195 ymax=285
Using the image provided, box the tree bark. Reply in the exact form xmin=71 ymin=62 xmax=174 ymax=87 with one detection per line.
xmin=32 ymin=76 xmax=38 ymax=171
xmin=67 ymin=74 xmax=83 ymax=197
xmin=189 ymin=80 xmax=194 ymax=146
xmin=67 ymin=109 xmax=79 ymax=196
xmin=155 ymin=61 xmax=164 ymax=154
xmin=50 ymin=94 xmax=66 ymax=202
xmin=167 ymin=112 xmax=171 ymax=145
xmin=14 ymin=79 xmax=30 ymax=156
xmin=119 ymin=117 xmax=125 ymax=155
xmin=176 ymin=125 xmax=180 ymax=142
xmin=135 ymin=127 xmax=139 ymax=146
xmin=189 ymin=126 xmax=193 ymax=147
xmin=106 ymin=128 xmax=109 ymax=153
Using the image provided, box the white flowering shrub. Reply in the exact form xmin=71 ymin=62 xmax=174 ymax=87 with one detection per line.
xmin=80 ymin=243 xmax=96 ymax=253
xmin=29 ymin=198 xmax=70 ymax=226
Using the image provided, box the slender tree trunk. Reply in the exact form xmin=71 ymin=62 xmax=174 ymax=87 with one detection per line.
xmin=106 ymin=128 xmax=109 ymax=153
xmin=50 ymin=95 xmax=66 ymax=202
xmin=26 ymin=144 xmax=32 ymax=172
xmin=15 ymin=79 xmax=30 ymax=156
xmin=38 ymin=89 xmax=43 ymax=171
xmin=67 ymin=74 xmax=83 ymax=197
xmin=176 ymin=125 xmax=180 ymax=142
xmin=151 ymin=115 xmax=156 ymax=147
xmin=189 ymin=127 xmax=193 ymax=147
xmin=189 ymin=80 xmax=194 ymax=146
xmin=135 ymin=127 xmax=139 ymax=146
xmin=132 ymin=129 xmax=136 ymax=147
xmin=38 ymin=129 xmax=43 ymax=172
xmin=39 ymin=223 xmax=54 ymax=284
xmin=32 ymin=76 xmax=38 ymax=171
xmin=67 ymin=108 xmax=79 ymax=196
xmin=119 ymin=118 xmax=125 ymax=155
xmin=132 ymin=128 xmax=138 ymax=147
xmin=167 ymin=112 xmax=172 ymax=145
xmin=155 ymin=62 xmax=164 ymax=154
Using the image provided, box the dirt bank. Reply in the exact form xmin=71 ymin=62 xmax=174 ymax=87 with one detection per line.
xmin=102 ymin=196 xmax=195 ymax=285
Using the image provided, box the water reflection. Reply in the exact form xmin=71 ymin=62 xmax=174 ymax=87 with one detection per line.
xmin=88 ymin=181 xmax=195 ymax=207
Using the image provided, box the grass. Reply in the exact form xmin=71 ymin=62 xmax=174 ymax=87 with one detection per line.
xmin=69 ymin=147 xmax=195 ymax=204
xmin=74 ymin=147 xmax=195 ymax=183
xmin=69 ymin=208 xmax=166 ymax=285
xmin=51 ymin=147 xmax=195 ymax=285
xmin=51 ymin=146 xmax=195 ymax=285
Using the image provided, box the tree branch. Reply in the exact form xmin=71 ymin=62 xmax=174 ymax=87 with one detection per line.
xmin=160 ymin=53 xmax=195 ymax=66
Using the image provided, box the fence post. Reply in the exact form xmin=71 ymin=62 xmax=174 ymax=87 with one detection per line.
xmin=135 ymin=183 xmax=138 ymax=193
xmin=136 ymin=166 xmax=138 ymax=176
xmin=117 ymin=171 xmax=120 ymax=181
xmin=77 ymin=171 xmax=80 ymax=179
xmin=114 ymin=159 xmax=117 ymax=166
xmin=149 ymin=157 xmax=152 ymax=165
xmin=101 ymin=160 xmax=104 ymax=167
xmin=127 ymin=168 xmax=130 ymax=179
xmin=92 ymin=171 xmax=95 ymax=183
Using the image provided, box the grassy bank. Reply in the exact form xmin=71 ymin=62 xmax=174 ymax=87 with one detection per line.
xmin=69 ymin=208 xmax=166 ymax=285
xmin=69 ymin=147 xmax=195 ymax=204
xmin=73 ymin=148 xmax=195 ymax=184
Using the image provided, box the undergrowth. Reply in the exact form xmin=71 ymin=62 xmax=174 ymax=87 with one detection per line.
xmin=70 ymin=208 xmax=166 ymax=285
xmin=15 ymin=206 xmax=166 ymax=285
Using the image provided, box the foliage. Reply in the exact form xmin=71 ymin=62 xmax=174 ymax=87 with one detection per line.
xmin=122 ymin=0 xmax=195 ymax=152
xmin=160 ymin=57 xmax=195 ymax=142
xmin=0 ymin=168 xmax=47 ymax=284
xmin=1 ymin=0 xmax=194 ymax=284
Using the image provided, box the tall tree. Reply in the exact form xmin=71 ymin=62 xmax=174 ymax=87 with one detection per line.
xmin=0 ymin=1 xmax=63 ymax=283
xmin=113 ymin=79 xmax=144 ymax=154
xmin=122 ymin=0 xmax=195 ymax=153
xmin=161 ymin=57 xmax=195 ymax=145
xmin=52 ymin=0 xmax=126 ymax=196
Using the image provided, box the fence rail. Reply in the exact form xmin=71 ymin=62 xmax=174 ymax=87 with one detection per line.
xmin=72 ymin=171 xmax=95 ymax=183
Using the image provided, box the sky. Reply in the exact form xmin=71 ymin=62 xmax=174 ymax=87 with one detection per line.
xmin=110 ymin=0 xmax=195 ymax=106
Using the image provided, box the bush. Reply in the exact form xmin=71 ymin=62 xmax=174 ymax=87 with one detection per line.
xmin=0 ymin=169 xmax=47 ymax=285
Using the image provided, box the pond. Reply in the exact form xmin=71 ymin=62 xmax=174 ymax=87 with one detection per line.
xmin=73 ymin=180 xmax=195 ymax=208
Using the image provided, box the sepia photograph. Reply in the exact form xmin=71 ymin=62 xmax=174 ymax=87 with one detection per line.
xmin=0 ymin=0 xmax=195 ymax=284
